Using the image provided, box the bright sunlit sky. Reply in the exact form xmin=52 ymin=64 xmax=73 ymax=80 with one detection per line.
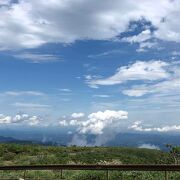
xmin=0 ymin=0 xmax=180 ymax=136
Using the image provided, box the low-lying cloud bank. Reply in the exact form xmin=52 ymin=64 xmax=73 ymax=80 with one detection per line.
xmin=130 ymin=121 xmax=180 ymax=132
xmin=138 ymin=143 xmax=160 ymax=150
xmin=0 ymin=113 xmax=40 ymax=126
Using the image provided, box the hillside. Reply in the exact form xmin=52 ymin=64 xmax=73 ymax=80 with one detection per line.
xmin=0 ymin=143 xmax=179 ymax=179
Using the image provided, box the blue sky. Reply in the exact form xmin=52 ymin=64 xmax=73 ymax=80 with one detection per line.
xmin=0 ymin=0 xmax=180 ymax=141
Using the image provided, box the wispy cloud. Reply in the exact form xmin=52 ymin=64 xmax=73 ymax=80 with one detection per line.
xmin=123 ymin=79 xmax=180 ymax=97
xmin=13 ymin=53 xmax=60 ymax=63
xmin=59 ymin=89 xmax=72 ymax=92
xmin=87 ymin=60 xmax=169 ymax=88
xmin=93 ymin=95 xmax=111 ymax=98
xmin=88 ymin=49 xmax=124 ymax=58
xmin=122 ymin=61 xmax=180 ymax=97
xmin=12 ymin=102 xmax=51 ymax=109
xmin=2 ymin=91 xmax=45 ymax=96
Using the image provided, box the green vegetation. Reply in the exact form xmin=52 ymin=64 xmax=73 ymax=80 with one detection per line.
xmin=0 ymin=143 xmax=179 ymax=179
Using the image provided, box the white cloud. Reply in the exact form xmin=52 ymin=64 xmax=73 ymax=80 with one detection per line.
xmin=69 ymin=119 xmax=79 ymax=126
xmin=71 ymin=112 xmax=85 ymax=118
xmin=66 ymin=110 xmax=128 ymax=146
xmin=87 ymin=60 xmax=169 ymax=87
xmin=136 ymin=41 xmax=158 ymax=52
xmin=123 ymin=61 xmax=180 ymax=97
xmin=79 ymin=110 xmax=128 ymax=135
xmin=154 ymin=1 xmax=180 ymax=42
xmin=130 ymin=121 xmax=180 ymax=132
xmin=28 ymin=116 xmax=40 ymax=126
xmin=122 ymin=30 xmax=158 ymax=52
xmin=13 ymin=53 xmax=60 ymax=63
xmin=59 ymin=110 xmax=128 ymax=135
xmin=93 ymin=95 xmax=110 ymax=98
xmin=12 ymin=102 xmax=51 ymax=108
xmin=59 ymin=89 xmax=72 ymax=92
xmin=0 ymin=0 xmax=179 ymax=50
xmin=122 ymin=29 xmax=152 ymax=43
xmin=138 ymin=144 xmax=160 ymax=150
xmin=59 ymin=118 xmax=81 ymax=127
xmin=88 ymin=49 xmax=124 ymax=58
xmin=0 ymin=113 xmax=40 ymax=126
xmin=0 ymin=114 xmax=12 ymax=124
xmin=123 ymin=79 xmax=180 ymax=97
xmin=59 ymin=119 xmax=68 ymax=126
xmin=3 ymin=91 xmax=45 ymax=96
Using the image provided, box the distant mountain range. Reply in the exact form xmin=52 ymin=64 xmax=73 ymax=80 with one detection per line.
xmin=0 ymin=135 xmax=59 ymax=146
xmin=0 ymin=130 xmax=179 ymax=151
xmin=107 ymin=132 xmax=180 ymax=151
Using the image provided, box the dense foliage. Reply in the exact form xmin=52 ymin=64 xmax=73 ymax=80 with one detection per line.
xmin=0 ymin=143 xmax=179 ymax=179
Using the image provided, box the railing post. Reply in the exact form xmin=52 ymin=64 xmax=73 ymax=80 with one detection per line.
xmin=60 ymin=169 xmax=63 ymax=179
xmin=165 ymin=171 xmax=168 ymax=180
xmin=23 ymin=170 xmax=26 ymax=179
xmin=106 ymin=170 xmax=109 ymax=180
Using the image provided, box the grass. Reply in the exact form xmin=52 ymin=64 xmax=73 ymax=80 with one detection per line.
xmin=0 ymin=143 xmax=178 ymax=179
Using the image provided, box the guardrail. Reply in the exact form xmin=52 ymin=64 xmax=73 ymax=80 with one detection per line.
xmin=0 ymin=164 xmax=180 ymax=180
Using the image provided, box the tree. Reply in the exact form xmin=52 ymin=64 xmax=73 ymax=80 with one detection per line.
xmin=166 ymin=144 xmax=180 ymax=164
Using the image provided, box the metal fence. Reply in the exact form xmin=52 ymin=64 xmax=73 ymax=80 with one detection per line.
xmin=0 ymin=164 xmax=180 ymax=180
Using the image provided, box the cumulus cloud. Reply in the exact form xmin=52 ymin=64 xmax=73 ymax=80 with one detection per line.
xmin=59 ymin=119 xmax=68 ymax=126
xmin=59 ymin=119 xmax=81 ymax=126
xmin=66 ymin=110 xmax=128 ymax=146
xmin=69 ymin=119 xmax=80 ymax=126
xmin=130 ymin=121 xmax=180 ymax=132
xmin=71 ymin=112 xmax=85 ymax=118
xmin=0 ymin=113 xmax=40 ymax=126
xmin=59 ymin=110 xmax=128 ymax=135
xmin=0 ymin=0 xmax=179 ymax=50
xmin=87 ymin=60 xmax=169 ymax=88
xmin=59 ymin=112 xmax=84 ymax=127
xmin=0 ymin=114 xmax=12 ymax=124
xmin=79 ymin=110 xmax=128 ymax=135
